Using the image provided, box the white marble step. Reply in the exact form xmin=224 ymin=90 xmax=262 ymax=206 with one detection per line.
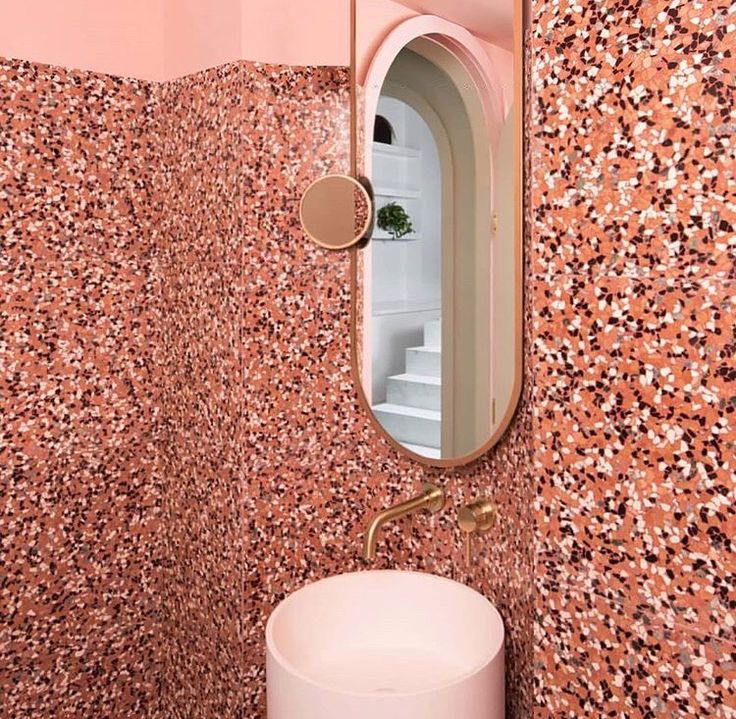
xmin=401 ymin=442 xmax=441 ymax=459
xmin=372 ymin=402 xmax=441 ymax=449
xmin=386 ymin=373 xmax=441 ymax=411
xmin=424 ymin=319 xmax=441 ymax=350
xmin=405 ymin=346 xmax=441 ymax=377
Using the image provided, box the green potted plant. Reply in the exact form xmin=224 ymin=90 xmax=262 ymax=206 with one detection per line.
xmin=376 ymin=202 xmax=415 ymax=240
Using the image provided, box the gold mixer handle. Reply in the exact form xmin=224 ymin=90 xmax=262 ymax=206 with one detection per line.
xmin=458 ymin=499 xmax=495 ymax=566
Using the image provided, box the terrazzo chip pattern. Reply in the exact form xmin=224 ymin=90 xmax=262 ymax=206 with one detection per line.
xmin=532 ymin=0 xmax=736 ymax=280
xmin=536 ymin=583 xmax=736 ymax=718
xmin=0 ymin=58 xmax=163 ymax=718
xmin=4 ymin=0 xmax=736 ymax=715
xmin=0 ymin=54 xmax=534 ymax=719
xmin=532 ymin=0 xmax=736 ymax=715
xmin=156 ymin=60 xmax=535 ymax=719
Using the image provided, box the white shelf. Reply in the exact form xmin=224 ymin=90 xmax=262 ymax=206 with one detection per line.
xmin=374 ymin=186 xmax=421 ymax=200
xmin=371 ymin=142 xmax=422 ymax=204
xmin=372 ymin=230 xmax=422 ymax=241
xmin=372 ymin=142 xmax=421 ymax=159
xmin=373 ymin=299 xmax=441 ymax=317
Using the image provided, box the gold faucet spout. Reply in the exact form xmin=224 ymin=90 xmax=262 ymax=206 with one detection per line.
xmin=363 ymin=483 xmax=445 ymax=561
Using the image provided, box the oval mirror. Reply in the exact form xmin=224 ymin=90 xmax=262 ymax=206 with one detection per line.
xmin=353 ymin=8 xmax=522 ymax=466
xmin=300 ymin=174 xmax=373 ymax=250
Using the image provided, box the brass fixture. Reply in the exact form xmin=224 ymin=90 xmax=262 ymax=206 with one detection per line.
xmin=458 ymin=499 xmax=495 ymax=565
xmin=363 ymin=483 xmax=445 ymax=561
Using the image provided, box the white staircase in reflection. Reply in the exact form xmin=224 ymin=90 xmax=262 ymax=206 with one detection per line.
xmin=373 ymin=320 xmax=441 ymax=459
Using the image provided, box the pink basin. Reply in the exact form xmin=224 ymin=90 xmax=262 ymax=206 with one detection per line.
xmin=266 ymin=570 xmax=504 ymax=719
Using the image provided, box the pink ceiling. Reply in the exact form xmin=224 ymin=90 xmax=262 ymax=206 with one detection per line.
xmin=394 ymin=0 xmax=513 ymax=48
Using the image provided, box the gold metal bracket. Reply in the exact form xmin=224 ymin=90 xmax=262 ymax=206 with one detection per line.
xmin=458 ymin=498 xmax=495 ymax=566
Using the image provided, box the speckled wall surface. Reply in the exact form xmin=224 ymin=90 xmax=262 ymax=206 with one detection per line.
xmin=11 ymin=3 xmax=733 ymax=714
xmin=0 ymin=58 xmax=164 ymax=717
xmin=0 ymin=54 xmax=534 ymax=719
xmin=155 ymin=60 xmax=535 ymax=718
xmin=531 ymin=0 xmax=736 ymax=716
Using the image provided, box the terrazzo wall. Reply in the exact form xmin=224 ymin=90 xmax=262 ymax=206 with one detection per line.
xmin=531 ymin=0 xmax=736 ymax=716
xmin=155 ymin=60 xmax=535 ymax=717
xmin=4 ymin=1 xmax=734 ymax=717
xmin=0 ymin=59 xmax=164 ymax=717
xmin=0 ymin=56 xmax=535 ymax=718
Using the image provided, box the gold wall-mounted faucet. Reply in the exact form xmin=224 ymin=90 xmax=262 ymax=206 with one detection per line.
xmin=458 ymin=498 xmax=495 ymax=565
xmin=362 ymin=483 xmax=445 ymax=561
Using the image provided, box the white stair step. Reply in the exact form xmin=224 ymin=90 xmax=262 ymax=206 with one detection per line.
xmin=401 ymin=442 xmax=441 ymax=459
xmin=372 ymin=403 xmax=441 ymax=448
xmin=405 ymin=346 xmax=441 ymax=377
xmin=424 ymin=320 xmax=441 ymax=350
xmin=386 ymin=373 xmax=441 ymax=411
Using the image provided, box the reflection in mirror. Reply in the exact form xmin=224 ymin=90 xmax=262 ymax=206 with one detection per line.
xmin=354 ymin=4 xmax=521 ymax=465
xmin=300 ymin=174 xmax=373 ymax=250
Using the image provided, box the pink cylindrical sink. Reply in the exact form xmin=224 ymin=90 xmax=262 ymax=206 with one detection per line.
xmin=266 ymin=570 xmax=504 ymax=719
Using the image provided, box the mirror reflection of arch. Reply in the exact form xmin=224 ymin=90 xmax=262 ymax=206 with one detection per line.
xmin=353 ymin=9 xmax=522 ymax=466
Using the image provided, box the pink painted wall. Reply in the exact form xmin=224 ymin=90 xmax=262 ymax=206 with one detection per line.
xmin=166 ymin=0 xmax=351 ymax=76
xmin=164 ymin=0 xmax=241 ymax=80
xmin=0 ymin=0 xmax=167 ymax=79
xmin=0 ymin=0 xmax=511 ymax=81
xmin=240 ymin=0 xmax=349 ymax=68
xmin=355 ymin=0 xmax=418 ymax=82
xmin=482 ymin=41 xmax=514 ymax=110
xmin=390 ymin=0 xmax=513 ymax=49
xmin=0 ymin=0 xmax=351 ymax=79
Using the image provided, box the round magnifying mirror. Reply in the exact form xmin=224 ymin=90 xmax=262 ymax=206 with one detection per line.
xmin=300 ymin=174 xmax=373 ymax=250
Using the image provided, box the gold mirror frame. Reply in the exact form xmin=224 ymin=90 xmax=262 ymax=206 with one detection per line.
xmin=348 ymin=0 xmax=525 ymax=468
